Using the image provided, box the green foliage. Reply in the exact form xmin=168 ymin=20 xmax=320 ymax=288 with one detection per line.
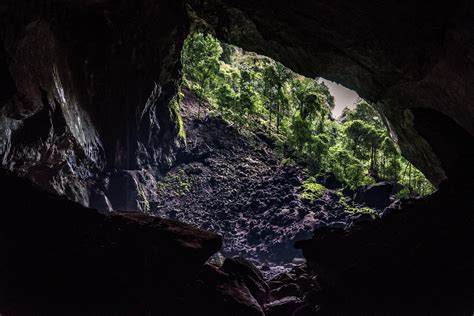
xmin=340 ymin=100 xmax=383 ymax=128
xmin=181 ymin=32 xmax=435 ymax=198
xmin=182 ymin=33 xmax=223 ymax=100
xmin=326 ymin=143 xmax=374 ymax=188
xmin=137 ymin=187 xmax=151 ymax=213
xmin=157 ymin=169 xmax=192 ymax=198
xmin=301 ymin=177 xmax=326 ymax=202
xmin=396 ymin=157 xmax=436 ymax=198
xmin=169 ymin=91 xmax=186 ymax=145
xmin=335 ymin=191 xmax=378 ymax=217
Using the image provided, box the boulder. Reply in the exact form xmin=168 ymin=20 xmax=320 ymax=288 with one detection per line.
xmin=106 ymin=169 xmax=158 ymax=212
xmin=89 ymin=190 xmax=113 ymax=213
xmin=295 ymin=182 xmax=474 ymax=314
xmin=221 ymin=257 xmax=270 ymax=305
xmin=353 ymin=181 xmax=393 ymax=209
xmin=317 ymin=172 xmax=343 ymax=190
xmin=264 ymin=296 xmax=304 ymax=316
xmin=349 ymin=213 xmax=377 ymax=225
xmin=193 ymin=264 xmax=265 ymax=316
xmin=0 ymin=169 xmax=222 ymax=313
xmin=271 ymin=283 xmax=301 ymax=300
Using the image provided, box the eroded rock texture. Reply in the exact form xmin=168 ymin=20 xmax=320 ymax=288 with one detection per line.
xmin=0 ymin=0 xmax=188 ymax=206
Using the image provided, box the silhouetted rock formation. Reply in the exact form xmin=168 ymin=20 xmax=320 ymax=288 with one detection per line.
xmin=353 ymin=181 xmax=393 ymax=209
xmin=0 ymin=0 xmax=188 ymax=205
xmin=0 ymin=169 xmax=221 ymax=314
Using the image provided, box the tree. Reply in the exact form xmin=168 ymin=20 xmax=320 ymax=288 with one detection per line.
xmin=327 ymin=144 xmax=370 ymax=188
xmin=343 ymin=120 xmax=384 ymax=169
xmin=379 ymin=137 xmax=401 ymax=181
xmin=262 ymin=63 xmax=292 ymax=131
xmin=341 ymin=99 xmax=384 ymax=129
xmin=181 ymin=32 xmax=435 ymax=197
xmin=182 ymin=33 xmax=223 ymax=99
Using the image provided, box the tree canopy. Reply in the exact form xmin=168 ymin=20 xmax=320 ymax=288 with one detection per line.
xmin=181 ymin=32 xmax=435 ymax=197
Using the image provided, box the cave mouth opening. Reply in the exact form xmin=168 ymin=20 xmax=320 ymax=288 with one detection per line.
xmin=142 ymin=32 xmax=436 ymax=271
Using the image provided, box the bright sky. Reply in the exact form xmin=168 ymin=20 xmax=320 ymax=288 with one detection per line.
xmin=318 ymin=78 xmax=359 ymax=118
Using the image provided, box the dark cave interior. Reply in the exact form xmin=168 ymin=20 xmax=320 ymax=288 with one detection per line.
xmin=0 ymin=0 xmax=473 ymax=315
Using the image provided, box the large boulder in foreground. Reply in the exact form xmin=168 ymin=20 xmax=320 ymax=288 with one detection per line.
xmin=0 ymin=169 xmax=222 ymax=314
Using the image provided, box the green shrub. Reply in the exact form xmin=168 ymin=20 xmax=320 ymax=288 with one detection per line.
xmin=301 ymin=177 xmax=326 ymax=202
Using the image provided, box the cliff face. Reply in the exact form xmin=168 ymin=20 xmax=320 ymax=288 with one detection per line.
xmin=0 ymin=0 xmax=188 ymax=206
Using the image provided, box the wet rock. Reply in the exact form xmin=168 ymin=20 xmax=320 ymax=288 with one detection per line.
xmin=382 ymin=200 xmax=403 ymax=218
xmin=341 ymin=186 xmax=355 ymax=198
xmin=294 ymin=275 xmax=312 ymax=292
xmin=292 ymin=258 xmax=306 ymax=265
xmin=270 ymin=272 xmax=293 ymax=283
xmin=327 ymin=221 xmax=347 ymax=229
xmin=268 ymin=280 xmax=285 ymax=290
xmin=293 ymin=304 xmax=320 ymax=316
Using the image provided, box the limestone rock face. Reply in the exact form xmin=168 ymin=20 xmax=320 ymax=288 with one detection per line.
xmin=0 ymin=0 xmax=188 ymax=205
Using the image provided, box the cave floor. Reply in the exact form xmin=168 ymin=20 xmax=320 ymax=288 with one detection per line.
xmin=151 ymin=90 xmax=375 ymax=269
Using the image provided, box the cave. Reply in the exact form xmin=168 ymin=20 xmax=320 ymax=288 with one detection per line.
xmin=0 ymin=1 xmax=473 ymax=315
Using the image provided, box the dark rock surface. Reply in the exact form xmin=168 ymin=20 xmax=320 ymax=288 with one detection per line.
xmin=0 ymin=0 xmax=188 ymax=205
xmin=1 ymin=0 xmax=473 ymax=216
xmin=221 ymin=257 xmax=270 ymax=305
xmin=317 ymin=172 xmax=343 ymax=190
xmin=0 ymin=168 xmax=222 ymax=314
xmin=153 ymin=91 xmax=312 ymax=264
xmin=264 ymin=296 xmax=304 ymax=316
xmin=188 ymin=263 xmax=265 ymax=316
xmin=295 ymin=182 xmax=474 ymax=315
xmin=353 ymin=181 xmax=393 ymax=209
xmin=151 ymin=91 xmax=383 ymax=266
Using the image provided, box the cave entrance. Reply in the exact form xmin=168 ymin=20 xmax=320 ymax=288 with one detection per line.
xmin=150 ymin=32 xmax=435 ymax=271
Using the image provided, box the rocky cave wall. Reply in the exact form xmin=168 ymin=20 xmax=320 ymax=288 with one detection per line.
xmin=1 ymin=0 xmax=474 ymax=207
xmin=0 ymin=1 xmax=473 ymax=313
xmin=0 ymin=0 xmax=189 ymax=208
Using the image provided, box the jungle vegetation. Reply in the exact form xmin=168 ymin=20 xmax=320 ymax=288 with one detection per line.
xmin=181 ymin=33 xmax=435 ymax=198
